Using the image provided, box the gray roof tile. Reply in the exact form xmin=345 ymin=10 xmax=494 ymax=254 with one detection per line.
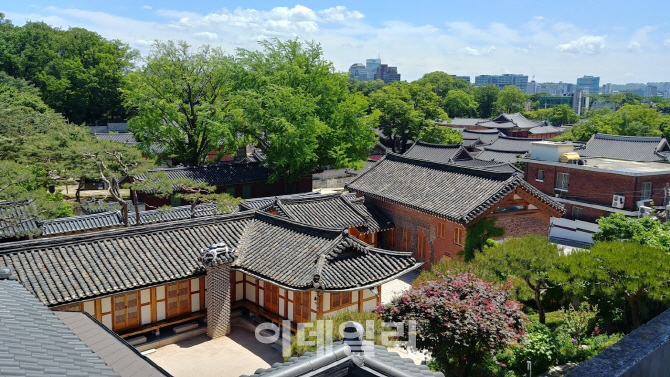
xmin=346 ymin=153 xmax=563 ymax=224
xmin=139 ymin=162 xmax=272 ymax=188
xmin=0 ymin=201 xmax=39 ymax=239
xmin=404 ymin=142 xmax=472 ymax=163
xmin=0 ymin=280 xmax=119 ymax=377
xmin=578 ymin=133 xmax=670 ymax=162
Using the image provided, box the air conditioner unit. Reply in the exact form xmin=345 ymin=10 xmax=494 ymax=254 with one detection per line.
xmin=639 ymin=206 xmax=653 ymax=217
xmin=612 ymin=195 xmax=625 ymax=209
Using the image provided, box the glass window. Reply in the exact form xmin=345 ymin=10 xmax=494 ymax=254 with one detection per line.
xmin=641 ymin=182 xmax=652 ymax=199
xmin=536 ymin=170 xmax=544 ymax=181
xmin=572 ymin=207 xmax=582 ymax=220
xmin=453 ymin=228 xmax=464 ymax=245
xmin=495 ymin=205 xmax=526 ymax=213
xmin=556 ymin=173 xmax=569 ymax=190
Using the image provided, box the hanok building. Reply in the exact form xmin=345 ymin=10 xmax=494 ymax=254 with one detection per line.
xmin=346 ymin=153 xmax=564 ymax=265
xmin=460 ymin=128 xmax=502 ymax=151
xmin=524 ymin=136 xmax=670 ymax=222
xmin=475 ymin=135 xmax=542 ymax=163
xmin=404 ymin=141 xmax=520 ymax=173
xmin=443 ymin=113 xmax=563 ymax=139
xmin=0 ymin=210 xmax=420 ymax=347
xmin=137 ymin=162 xmax=313 ymax=209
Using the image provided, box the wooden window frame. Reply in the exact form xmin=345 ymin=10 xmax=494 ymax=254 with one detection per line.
xmin=293 ymin=291 xmax=311 ymax=323
xmin=437 ymin=222 xmax=446 ymax=239
xmin=417 ymin=233 xmax=426 ymax=260
xmin=641 ymin=182 xmax=652 ymax=199
xmin=112 ymin=291 xmax=140 ymax=332
xmin=264 ymin=282 xmax=280 ymax=314
xmin=453 ymin=227 xmax=464 ymax=246
xmin=572 ymin=206 xmax=583 ymax=220
xmin=166 ymin=281 xmax=191 ymax=318
xmin=401 ymin=229 xmax=410 ymax=252
xmin=330 ymin=292 xmax=352 ymax=310
xmin=556 ymin=172 xmax=569 ymax=190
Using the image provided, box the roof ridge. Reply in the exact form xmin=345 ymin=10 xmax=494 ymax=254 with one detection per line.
xmin=482 ymin=147 xmax=530 ymax=154
xmin=412 ymin=141 xmax=463 ymax=149
xmin=252 ymin=211 xmax=343 ymax=239
xmin=0 ymin=211 xmax=256 ymax=254
xmin=339 ymin=196 xmax=372 ymax=225
xmin=593 ymin=133 xmax=664 ymax=142
xmin=381 ymin=153 xmax=515 ymax=180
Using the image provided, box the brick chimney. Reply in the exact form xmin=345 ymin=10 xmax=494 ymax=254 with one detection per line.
xmin=199 ymin=242 xmax=237 ymax=338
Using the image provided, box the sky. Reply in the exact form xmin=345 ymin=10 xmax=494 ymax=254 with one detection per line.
xmin=4 ymin=1 xmax=670 ymax=84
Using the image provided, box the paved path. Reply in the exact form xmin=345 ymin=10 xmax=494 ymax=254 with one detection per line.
xmin=381 ymin=269 xmax=421 ymax=304
xmin=146 ymin=327 xmax=283 ymax=377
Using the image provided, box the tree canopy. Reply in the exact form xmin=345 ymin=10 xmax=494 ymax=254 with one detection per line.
xmin=473 ymin=84 xmax=500 ymax=118
xmin=370 ymin=81 xmax=447 ymax=153
xmin=414 ymin=71 xmax=472 ymax=98
xmin=417 ymin=124 xmax=463 ymax=144
xmin=592 ymin=213 xmax=670 ymax=251
xmin=495 ymin=85 xmax=528 ymax=114
xmin=442 ymin=89 xmax=478 ymax=118
xmin=0 ymin=15 xmax=135 ymax=124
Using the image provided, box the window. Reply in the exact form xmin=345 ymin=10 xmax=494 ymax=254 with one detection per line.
xmin=330 ymin=292 xmax=352 ymax=309
xmin=166 ymin=281 xmax=190 ymax=318
xmin=112 ymin=292 xmax=139 ymax=331
xmin=572 ymin=206 xmax=583 ymax=220
xmin=454 ymin=228 xmax=464 ymax=246
xmin=556 ymin=172 xmax=569 ymax=190
xmin=389 ymin=229 xmax=396 ymax=248
xmin=417 ymin=234 xmax=426 ymax=260
xmin=437 ymin=222 xmax=446 ymax=239
xmin=293 ymin=291 xmax=311 ymax=323
xmin=242 ymin=185 xmax=252 ymax=199
xmin=495 ymin=205 xmax=526 ymax=213
xmin=536 ymin=170 xmax=545 ymax=181
xmin=401 ymin=229 xmax=410 ymax=251
xmin=641 ymin=182 xmax=652 ymax=199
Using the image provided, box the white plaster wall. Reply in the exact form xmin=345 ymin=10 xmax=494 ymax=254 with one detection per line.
xmin=101 ymin=297 xmax=111 ymax=313
xmin=259 ymin=290 xmax=264 ymax=307
xmin=140 ymin=289 xmax=151 ymax=304
xmin=363 ymin=299 xmax=377 ymax=311
xmin=323 ymin=304 xmax=358 ymax=318
xmin=363 ymin=288 xmax=378 ymax=300
xmin=156 ymin=286 xmax=165 ymax=300
xmin=236 ymin=283 xmax=243 ymax=301
xmin=191 ymin=278 xmax=200 ymax=292
xmin=141 ymin=305 xmax=151 ymax=325
xmin=191 ymin=293 xmax=200 ymax=312
xmin=83 ymin=300 xmax=95 ymax=316
xmin=157 ymin=301 xmax=166 ymax=321
xmin=311 ymin=291 xmax=317 ymax=311
xmin=352 ymin=292 xmax=358 ymax=303
xmin=245 ymin=283 xmax=255 ymax=303
xmin=288 ymin=303 xmax=294 ymax=321
xmin=102 ymin=314 xmax=112 ymax=329
xmin=323 ymin=293 xmax=330 ymax=311
xmin=279 ymin=298 xmax=285 ymax=317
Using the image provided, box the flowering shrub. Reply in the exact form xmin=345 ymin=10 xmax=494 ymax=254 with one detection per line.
xmin=377 ymin=272 xmax=527 ymax=376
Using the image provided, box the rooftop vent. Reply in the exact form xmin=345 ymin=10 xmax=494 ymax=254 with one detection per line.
xmin=0 ymin=267 xmax=14 ymax=280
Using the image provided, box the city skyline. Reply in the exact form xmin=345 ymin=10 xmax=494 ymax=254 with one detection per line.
xmin=4 ymin=1 xmax=670 ymax=83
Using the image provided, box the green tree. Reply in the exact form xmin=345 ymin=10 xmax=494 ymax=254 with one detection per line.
xmin=495 ymin=85 xmax=528 ymax=113
xmin=370 ymin=81 xmax=447 ymax=152
xmin=442 ymin=89 xmax=478 ymax=118
xmin=593 ymin=213 xmax=670 ymax=251
xmin=548 ymin=104 xmax=579 ymax=126
xmin=231 ymin=39 xmax=376 ymax=186
xmin=474 ymin=84 xmax=499 ymax=118
xmin=0 ymin=18 xmax=135 ymax=124
xmin=462 ymin=217 xmax=504 ymax=261
xmin=554 ymin=242 xmax=670 ymax=328
xmin=417 ymin=124 xmax=463 ymax=144
xmin=123 ymin=40 xmax=243 ymax=166
xmin=414 ymin=71 xmax=472 ymax=97
xmin=477 ymin=235 xmax=561 ymax=324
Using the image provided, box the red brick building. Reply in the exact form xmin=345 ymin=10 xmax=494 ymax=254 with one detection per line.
xmin=524 ymin=137 xmax=670 ymax=222
xmin=346 ymin=153 xmax=564 ymax=266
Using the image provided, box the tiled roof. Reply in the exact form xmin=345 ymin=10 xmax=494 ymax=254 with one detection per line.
xmin=243 ymin=343 xmax=444 ymax=377
xmin=476 ymin=149 xmax=528 ymax=163
xmin=486 ymin=136 xmax=539 ymax=152
xmin=489 ymin=113 xmax=545 ymax=129
xmin=141 ymin=162 xmax=272 ymax=187
xmin=95 ymin=132 xmax=137 ymax=144
xmin=346 ymin=153 xmax=563 ymax=224
xmin=448 ymin=117 xmax=489 ymax=126
xmin=461 ymin=129 xmax=501 ymax=144
xmin=578 ymin=133 xmax=670 ymax=162
xmin=0 ymin=211 xmax=418 ymax=306
xmin=42 ymin=211 xmax=124 ymax=236
xmin=239 ymin=192 xmax=322 ymax=214
xmin=529 ymin=125 xmax=562 ymax=135
xmin=0 ymin=280 xmax=119 ymax=377
xmin=127 ymin=204 xmax=222 ymax=225
xmin=404 ymin=142 xmax=472 ymax=163
xmin=55 ymin=311 xmax=171 ymax=377
xmin=454 ymin=158 xmax=521 ymax=173
xmin=276 ymin=193 xmax=392 ymax=233
xmin=0 ymin=201 xmax=39 ymax=239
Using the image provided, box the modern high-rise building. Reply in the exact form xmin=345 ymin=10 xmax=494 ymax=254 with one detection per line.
xmin=576 ymin=76 xmax=600 ymax=95
xmin=348 ymin=63 xmax=368 ymax=81
xmin=601 ymin=83 xmax=613 ymax=94
xmin=474 ymin=74 xmax=528 ymax=91
xmin=374 ymin=64 xmax=401 ymax=84
xmin=365 ymin=58 xmax=382 ymax=81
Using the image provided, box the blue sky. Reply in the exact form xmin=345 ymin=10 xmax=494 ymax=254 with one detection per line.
xmin=4 ymin=1 xmax=670 ymax=83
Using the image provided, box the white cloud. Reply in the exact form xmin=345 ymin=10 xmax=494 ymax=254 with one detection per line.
xmin=627 ymin=40 xmax=641 ymax=52
xmin=141 ymin=5 xmax=152 ymax=10
xmin=555 ymin=35 xmax=606 ymax=54
xmin=195 ymin=31 xmax=218 ymax=40
xmin=665 ymin=39 xmax=670 ymax=47
xmin=462 ymin=46 xmax=496 ymax=56
xmin=318 ymin=6 xmax=364 ymax=23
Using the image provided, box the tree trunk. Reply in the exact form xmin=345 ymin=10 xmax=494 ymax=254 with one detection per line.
xmin=131 ymin=189 xmax=140 ymax=225
xmin=627 ymin=295 xmax=641 ymax=329
xmin=75 ymin=179 xmax=85 ymax=203
xmin=526 ymin=278 xmax=545 ymax=324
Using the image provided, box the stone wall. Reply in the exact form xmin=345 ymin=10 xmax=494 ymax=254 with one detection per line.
xmin=205 ymin=264 xmax=231 ymax=338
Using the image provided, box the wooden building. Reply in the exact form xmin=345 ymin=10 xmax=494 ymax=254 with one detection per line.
xmin=346 ymin=153 xmax=565 ymax=265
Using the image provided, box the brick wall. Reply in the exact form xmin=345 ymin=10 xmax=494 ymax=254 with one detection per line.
xmin=525 ymin=162 xmax=670 ymax=211
xmin=493 ymin=212 xmax=551 ymax=237
xmin=561 ymin=202 xmax=610 ymax=222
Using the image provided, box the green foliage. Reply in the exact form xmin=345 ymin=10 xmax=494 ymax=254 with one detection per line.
xmin=495 ymin=85 xmax=528 ymax=114
xmin=561 ymin=305 xmax=597 ymax=346
xmin=123 ymin=40 xmax=242 ymax=166
xmin=370 ymin=81 xmax=448 ymax=152
xmin=525 ymin=104 xmax=579 ymax=126
xmin=0 ymin=18 xmax=135 ymax=124
xmin=232 ymin=38 xmax=376 ymax=183
xmin=442 ymin=89 xmax=479 ymax=118
xmin=593 ymin=213 xmax=670 ymax=251
xmin=414 ymin=71 xmax=472 ymax=98
xmin=474 ymin=85 xmax=500 ymax=118
xmin=462 ymin=217 xmax=504 ymax=261
xmin=288 ymin=311 xmax=389 ymax=359
xmin=477 ymin=235 xmax=561 ymax=324
xmin=417 ymin=124 xmax=463 ymax=144
xmin=553 ymin=242 xmax=670 ymax=328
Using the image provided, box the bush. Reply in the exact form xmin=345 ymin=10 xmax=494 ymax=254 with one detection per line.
xmin=497 ymin=322 xmax=557 ymax=376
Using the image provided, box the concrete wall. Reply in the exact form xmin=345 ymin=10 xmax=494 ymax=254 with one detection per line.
xmin=568 ymin=308 xmax=670 ymax=377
